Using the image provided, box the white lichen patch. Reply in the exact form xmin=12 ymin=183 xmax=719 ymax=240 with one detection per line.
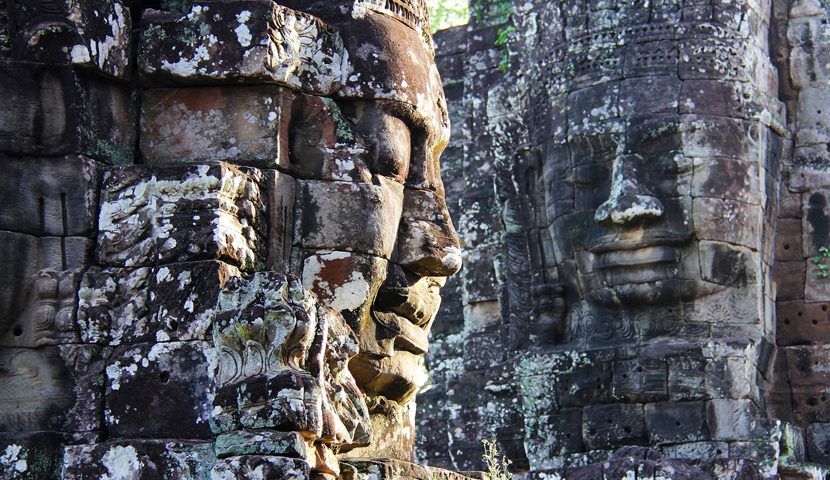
xmin=101 ymin=445 xmax=141 ymax=479
xmin=0 ymin=444 xmax=27 ymax=474
xmin=161 ymin=44 xmax=212 ymax=77
xmin=106 ymin=360 xmax=138 ymax=391
xmin=235 ymin=11 xmax=253 ymax=47
xmin=317 ymin=263 xmax=370 ymax=312
xmin=70 ymin=44 xmax=91 ymax=63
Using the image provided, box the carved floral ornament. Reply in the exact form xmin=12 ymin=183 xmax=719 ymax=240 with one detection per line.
xmin=268 ymin=7 xmax=320 ymax=71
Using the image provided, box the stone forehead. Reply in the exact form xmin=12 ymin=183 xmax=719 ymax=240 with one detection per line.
xmin=355 ymin=0 xmax=432 ymax=40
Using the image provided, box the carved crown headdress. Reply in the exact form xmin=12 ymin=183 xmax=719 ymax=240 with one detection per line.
xmin=353 ymin=0 xmax=433 ymax=50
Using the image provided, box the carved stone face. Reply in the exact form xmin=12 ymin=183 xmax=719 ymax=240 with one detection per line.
xmin=556 ymin=128 xmax=697 ymax=309
xmin=547 ymin=80 xmax=777 ymax=311
xmin=289 ymin=6 xmax=461 ymax=403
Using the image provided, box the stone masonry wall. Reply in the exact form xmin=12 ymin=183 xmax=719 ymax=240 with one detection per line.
xmin=416 ymin=0 xmax=830 ymax=478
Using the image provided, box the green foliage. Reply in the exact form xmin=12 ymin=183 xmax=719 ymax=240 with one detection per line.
xmin=471 ymin=0 xmax=513 ymax=24
xmin=813 ymin=246 xmax=830 ymax=278
xmin=427 ymin=0 xmax=469 ymax=32
xmin=482 ymin=439 xmax=513 ymax=480
xmin=495 ymin=25 xmax=514 ymax=71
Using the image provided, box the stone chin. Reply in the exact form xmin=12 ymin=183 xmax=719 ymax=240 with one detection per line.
xmin=349 ymin=350 xmax=422 ymax=404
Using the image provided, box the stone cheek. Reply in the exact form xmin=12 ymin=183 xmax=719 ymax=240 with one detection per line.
xmin=295 ymin=179 xmax=404 ymax=260
xmin=301 ymin=251 xmax=387 ymax=331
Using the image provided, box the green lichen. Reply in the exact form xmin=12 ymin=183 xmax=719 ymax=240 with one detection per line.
xmin=645 ymin=121 xmax=681 ymax=140
xmin=321 ymin=97 xmax=355 ymax=143
xmin=96 ymin=140 xmax=134 ymax=166
xmin=160 ymin=0 xmax=194 ymax=13
xmin=178 ymin=24 xmax=199 ymax=45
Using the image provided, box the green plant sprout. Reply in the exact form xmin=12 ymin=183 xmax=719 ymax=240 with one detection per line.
xmin=812 ymin=246 xmax=830 ymax=278
xmin=482 ymin=439 xmax=513 ymax=480
xmin=495 ymin=25 xmax=515 ymax=72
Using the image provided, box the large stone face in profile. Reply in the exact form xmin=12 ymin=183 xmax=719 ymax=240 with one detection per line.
xmin=0 ymin=0 xmax=468 ymax=475
xmin=412 ymin=0 xmax=830 ymax=476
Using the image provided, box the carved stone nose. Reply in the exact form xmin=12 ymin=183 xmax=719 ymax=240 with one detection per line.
xmin=595 ymin=193 xmax=664 ymax=226
xmin=594 ymin=155 xmax=664 ymax=226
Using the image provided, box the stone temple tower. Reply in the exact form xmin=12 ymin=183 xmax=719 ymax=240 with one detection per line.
xmin=417 ymin=0 xmax=830 ymax=477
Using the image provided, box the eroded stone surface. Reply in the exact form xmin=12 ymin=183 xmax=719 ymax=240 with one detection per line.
xmin=0 ymin=0 xmax=131 ymax=78
xmin=139 ymin=1 xmax=345 ymax=94
xmin=96 ymin=163 xmax=266 ymax=271
xmin=77 ymin=261 xmax=240 ymax=346
xmin=63 ymin=440 xmax=217 ymax=479
xmin=140 ymin=86 xmax=293 ymax=167
xmin=211 ymin=272 xmax=372 ymax=474
xmin=0 ymin=61 xmax=135 ymax=161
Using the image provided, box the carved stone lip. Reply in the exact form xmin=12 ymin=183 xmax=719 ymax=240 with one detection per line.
xmin=378 ymin=278 xmax=441 ymax=328
xmin=587 ymin=234 xmax=691 ymax=255
xmin=372 ymin=311 xmax=429 ymax=355
xmin=595 ymin=246 xmax=681 ymax=270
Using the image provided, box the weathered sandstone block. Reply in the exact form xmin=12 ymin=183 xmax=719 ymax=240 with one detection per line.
xmin=139 ymin=1 xmax=345 ymax=95
xmin=77 ymin=261 xmax=240 ymax=346
xmin=0 ymin=62 xmax=135 ymax=161
xmin=140 ymin=86 xmax=292 ymax=167
xmin=96 ymin=163 xmax=266 ymax=271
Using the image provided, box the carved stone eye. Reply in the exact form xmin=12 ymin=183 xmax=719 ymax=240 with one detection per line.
xmin=373 ymin=114 xmax=411 ymax=183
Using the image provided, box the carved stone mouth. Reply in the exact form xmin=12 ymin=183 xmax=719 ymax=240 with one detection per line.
xmin=588 ymin=233 xmax=691 ymax=255
xmin=595 ymin=246 xmax=681 ymax=270
xmin=372 ymin=311 xmax=429 ymax=355
xmin=592 ymin=245 xmax=683 ymax=287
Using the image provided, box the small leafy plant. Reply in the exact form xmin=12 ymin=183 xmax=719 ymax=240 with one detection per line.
xmin=813 ymin=246 xmax=830 ymax=278
xmin=482 ymin=439 xmax=512 ymax=480
xmin=495 ymin=25 xmax=515 ymax=72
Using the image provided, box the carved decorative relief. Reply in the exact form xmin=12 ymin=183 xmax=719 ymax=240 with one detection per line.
xmin=211 ymin=273 xmax=372 ymax=449
xmin=2 ymin=268 xmax=82 ymax=347
xmin=96 ymin=163 xmax=266 ymax=271
xmin=0 ymin=0 xmax=131 ymax=78
xmin=353 ymin=0 xmax=432 ymax=50
xmin=138 ymin=2 xmax=345 ymax=95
